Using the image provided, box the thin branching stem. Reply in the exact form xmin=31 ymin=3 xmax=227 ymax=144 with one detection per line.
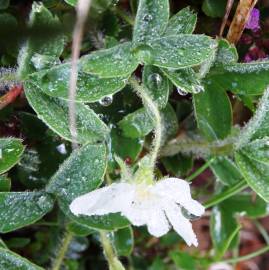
xmin=99 ymin=231 xmax=125 ymax=270
xmin=51 ymin=231 xmax=73 ymax=270
xmin=129 ymin=76 xmax=162 ymax=168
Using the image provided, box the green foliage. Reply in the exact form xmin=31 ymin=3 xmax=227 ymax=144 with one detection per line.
xmin=17 ymin=2 xmax=65 ymax=79
xmin=29 ymin=63 xmax=127 ymax=102
xmin=0 ymin=192 xmax=54 ymax=233
xmin=24 ymin=81 xmax=109 ymax=144
xmin=193 ymin=82 xmax=232 ymax=140
xmin=202 ymin=0 xmax=227 ymax=18
xmin=0 ymin=138 xmax=24 ymax=174
xmin=1 ymin=0 xmax=269 ymax=269
xmin=0 ymin=248 xmax=44 ymax=269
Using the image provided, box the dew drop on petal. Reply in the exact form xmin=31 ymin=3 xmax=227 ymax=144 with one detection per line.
xmin=181 ymin=207 xmax=200 ymax=221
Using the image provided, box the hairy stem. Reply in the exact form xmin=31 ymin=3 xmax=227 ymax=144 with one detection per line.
xmin=51 ymin=231 xmax=73 ymax=270
xmin=129 ymin=76 xmax=162 ymax=168
xmin=69 ymin=0 xmax=92 ymax=149
xmin=100 ymin=231 xmax=125 ymax=270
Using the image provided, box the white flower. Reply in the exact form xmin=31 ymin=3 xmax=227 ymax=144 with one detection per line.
xmin=70 ymin=177 xmax=204 ymax=247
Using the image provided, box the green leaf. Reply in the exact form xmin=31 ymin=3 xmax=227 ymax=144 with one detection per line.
xmin=109 ymin=226 xmax=133 ymax=257
xmin=67 ymin=222 xmax=95 ymax=237
xmin=210 ymin=193 xmax=267 ymax=258
xmin=161 ymin=68 xmax=204 ymax=94
xmin=0 ymin=0 xmax=9 ymax=10
xmin=170 ymin=251 xmax=197 ymax=270
xmin=64 ymin=0 xmax=77 ymax=6
xmin=162 ymin=154 xmax=193 ymax=177
xmin=210 ymin=205 xmax=240 ymax=259
xmin=225 ymin=194 xmax=268 ymax=218
xmin=209 ymin=60 xmax=269 ymax=95
xmin=46 ymin=144 xmax=106 ymax=206
xmin=29 ymin=63 xmax=127 ymax=103
xmin=17 ymin=2 xmax=65 ymax=79
xmin=139 ymin=35 xmax=216 ymax=69
xmin=143 ymin=65 xmax=170 ymax=108
xmin=46 ymin=143 xmax=129 ymax=230
xmin=0 ymin=192 xmax=54 ymax=233
xmin=24 ymin=81 xmax=109 ymax=144
xmin=0 ymin=138 xmax=24 ymax=174
xmin=164 ymin=7 xmax=197 ymax=35
xmin=235 ymin=149 xmax=269 ymax=202
xmin=202 ymin=0 xmax=227 ymax=18
xmin=149 ymin=257 xmax=166 ymax=270
xmin=118 ymin=107 xmax=153 ymax=138
xmin=193 ymin=82 xmax=232 ymax=140
xmin=0 ymin=175 xmax=11 ymax=191
xmin=133 ymin=0 xmax=169 ymax=45
xmin=237 ymin=88 xmax=269 ymax=147
xmin=82 ymin=42 xmax=138 ymax=78
xmin=110 ymin=128 xmax=144 ymax=165
xmin=0 ymin=248 xmax=44 ymax=269
xmin=214 ymin=39 xmax=238 ymax=65
xmin=118 ymin=103 xmax=178 ymax=140
xmin=210 ymin=157 xmax=242 ymax=186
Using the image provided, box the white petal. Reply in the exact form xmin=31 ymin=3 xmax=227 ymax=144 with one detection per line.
xmin=183 ymin=199 xmax=205 ymax=217
xmin=164 ymin=202 xmax=198 ymax=247
xmin=70 ymin=183 xmax=134 ymax=216
xmin=147 ymin=209 xmax=170 ymax=237
xmin=121 ymin=186 xmax=158 ymax=226
xmin=121 ymin=201 xmax=150 ymax=226
xmin=153 ymin=178 xmax=204 ymax=216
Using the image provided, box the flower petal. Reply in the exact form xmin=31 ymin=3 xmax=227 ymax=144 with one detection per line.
xmin=164 ymin=202 xmax=198 ymax=247
xmin=147 ymin=209 xmax=170 ymax=237
xmin=70 ymin=183 xmax=134 ymax=216
xmin=153 ymin=177 xmax=204 ymax=216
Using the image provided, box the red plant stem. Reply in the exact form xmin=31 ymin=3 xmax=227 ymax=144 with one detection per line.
xmin=0 ymin=85 xmax=23 ymax=110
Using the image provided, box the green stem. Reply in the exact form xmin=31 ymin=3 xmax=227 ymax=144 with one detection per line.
xmin=100 ymin=231 xmax=125 ymax=270
xmin=221 ymin=245 xmax=269 ymax=264
xmin=129 ymin=76 xmax=162 ymax=168
xmin=254 ymin=220 xmax=269 ymax=245
xmin=51 ymin=231 xmax=73 ymax=270
xmin=204 ymin=180 xmax=247 ymax=209
xmin=186 ymin=157 xmax=215 ymax=181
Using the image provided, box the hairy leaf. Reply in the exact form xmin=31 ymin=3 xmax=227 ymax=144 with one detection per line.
xmin=24 ymin=81 xmax=109 ymax=144
xmin=0 ymin=192 xmax=54 ymax=233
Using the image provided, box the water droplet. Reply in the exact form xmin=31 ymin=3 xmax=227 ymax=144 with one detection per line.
xmin=181 ymin=207 xmax=200 ymax=220
xmin=99 ymin=95 xmax=113 ymax=106
xmin=143 ymin=14 xmax=152 ymax=22
xmin=147 ymin=73 xmax=162 ymax=89
xmin=192 ymin=85 xmax=205 ymax=94
xmin=177 ymin=87 xmax=188 ymax=96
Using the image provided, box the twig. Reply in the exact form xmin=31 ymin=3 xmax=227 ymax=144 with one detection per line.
xmin=0 ymin=85 xmax=23 ymax=110
xmin=226 ymin=0 xmax=258 ymax=44
xmin=69 ymin=0 xmax=92 ymax=149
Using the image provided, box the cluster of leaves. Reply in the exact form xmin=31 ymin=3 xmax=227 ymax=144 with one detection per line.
xmin=0 ymin=0 xmax=269 ymax=269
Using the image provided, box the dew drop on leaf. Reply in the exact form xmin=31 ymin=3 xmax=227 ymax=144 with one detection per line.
xmin=99 ymin=95 xmax=113 ymax=107
xmin=192 ymin=84 xmax=205 ymax=94
xmin=177 ymin=87 xmax=188 ymax=96
xmin=142 ymin=14 xmax=153 ymax=22
xmin=147 ymin=73 xmax=163 ymax=89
